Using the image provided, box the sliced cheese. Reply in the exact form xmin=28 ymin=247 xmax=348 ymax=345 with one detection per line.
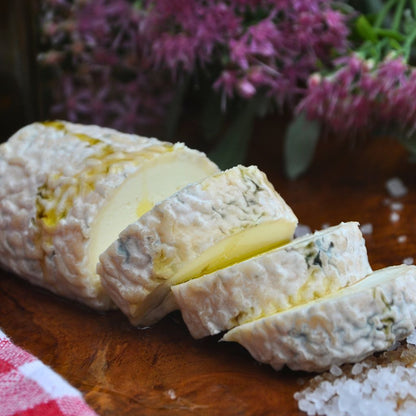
xmin=222 ymin=265 xmax=416 ymax=372
xmin=98 ymin=165 xmax=298 ymax=326
xmin=0 ymin=121 xmax=218 ymax=309
xmin=172 ymin=221 xmax=372 ymax=339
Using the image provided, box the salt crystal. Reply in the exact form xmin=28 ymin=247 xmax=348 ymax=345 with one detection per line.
xmin=360 ymin=223 xmax=373 ymax=235
xmin=338 ymin=379 xmax=362 ymax=413
xmin=294 ymin=224 xmax=311 ymax=238
xmin=401 ymin=400 xmax=416 ymax=414
xmin=390 ymin=202 xmax=404 ymax=211
xmin=296 ymin=398 xmax=315 ymax=415
xmin=329 ymin=365 xmax=343 ymax=377
xmin=166 ymin=389 xmax=177 ymax=400
xmin=296 ymin=377 xmax=306 ymax=386
xmin=398 ymin=235 xmax=407 ymax=243
xmin=295 ymin=343 xmax=416 ymax=416
xmin=321 ymin=223 xmax=330 ymax=229
xmin=403 ymin=257 xmax=414 ymax=265
xmin=390 ymin=212 xmax=400 ymax=222
xmin=386 ymin=177 xmax=408 ymax=198
xmin=407 ymin=330 xmax=416 ymax=345
xmin=352 ymin=362 xmax=364 ymax=375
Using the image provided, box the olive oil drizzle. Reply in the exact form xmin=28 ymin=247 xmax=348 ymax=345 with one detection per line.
xmin=36 ymin=121 xmax=172 ymax=228
xmin=35 ymin=122 xmax=172 ymax=282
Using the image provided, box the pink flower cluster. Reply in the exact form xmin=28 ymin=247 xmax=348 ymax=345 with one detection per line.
xmin=297 ymin=54 xmax=416 ymax=138
xmin=38 ymin=0 xmax=350 ymax=132
xmin=39 ymin=0 xmax=174 ymax=132
xmin=141 ymin=0 xmax=349 ymax=105
xmin=214 ymin=2 xmax=349 ymax=106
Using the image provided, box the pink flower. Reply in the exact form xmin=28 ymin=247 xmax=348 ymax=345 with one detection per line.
xmin=297 ymin=54 xmax=416 ymax=139
xmin=39 ymin=0 xmax=352 ymax=131
xmin=50 ymin=76 xmax=90 ymax=121
xmin=237 ymin=79 xmax=256 ymax=98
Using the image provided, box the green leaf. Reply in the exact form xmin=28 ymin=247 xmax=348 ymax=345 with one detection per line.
xmin=355 ymin=15 xmax=378 ymax=43
xmin=403 ymin=9 xmax=416 ymax=36
xmin=284 ymin=113 xmax=321 ymax=180
xmin=208 ymin=98 xmax=259 ymax=169
xmin=363 ymin=0 xmax=384 ymax=14
xmin=373 ymin=28 xmax=405 ymax=42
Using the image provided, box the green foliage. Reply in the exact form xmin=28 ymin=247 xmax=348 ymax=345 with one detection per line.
xmin=284 ymin=113 xmax=321 ymax=180
xmin=208 ymin=97 xmax=263 ymax=169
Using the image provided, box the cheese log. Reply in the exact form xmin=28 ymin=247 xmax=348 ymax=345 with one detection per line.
xmin=222 ymin=265 xmax=416 ymax=372
xmin=0 ymin=121 xmax=218 ymax=309
xmin=98 ymin=165 xmax=298 ymax=326
xmin=172 ymin=221 xmax=372 ymax=339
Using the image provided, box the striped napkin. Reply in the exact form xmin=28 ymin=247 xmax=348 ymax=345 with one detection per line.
xmin=0 ymin=328 xmax=98 ymax=416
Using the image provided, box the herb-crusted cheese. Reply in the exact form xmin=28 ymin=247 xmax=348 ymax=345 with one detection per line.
xmin=172 ymin=222 xmax=372 ymax=339
xmin=222 ymin=265 xmax=416 ymax=372
xmin=98 ymin=165 xmax=298 ymax=326
xmin=0 ymin=121 xmax=218 ymax=309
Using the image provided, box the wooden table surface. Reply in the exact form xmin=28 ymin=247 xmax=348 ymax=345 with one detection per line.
xmin=1 ymin=124 xmax=415 ymax=416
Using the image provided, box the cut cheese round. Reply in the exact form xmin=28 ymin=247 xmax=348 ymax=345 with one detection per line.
xmin=172 ymin=221 xmax=372 ymax=339
xmin=222 ymin=265 xmax=416 ymax=372
xmin=0 ymin=121 xmax=218 ymax=309
xmin=98 ymin=165 xmax=298 ymax=326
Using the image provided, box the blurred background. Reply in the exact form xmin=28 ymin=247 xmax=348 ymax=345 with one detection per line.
xmin=1 ymin=0 xmax=416 ymax=178
xmin=0 ymin=1 xmax=40 ymax=140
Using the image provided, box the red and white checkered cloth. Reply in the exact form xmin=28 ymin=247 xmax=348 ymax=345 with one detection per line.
xmin=0 ymin=328 xmax=98 ymax=416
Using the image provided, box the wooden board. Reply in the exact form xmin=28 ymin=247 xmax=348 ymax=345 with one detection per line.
xmin=1 ymin=127 xmax=415 ymax=415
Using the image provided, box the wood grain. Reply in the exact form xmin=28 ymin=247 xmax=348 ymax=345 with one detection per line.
xmin=1 ymin=124 xmax=415 ymax=415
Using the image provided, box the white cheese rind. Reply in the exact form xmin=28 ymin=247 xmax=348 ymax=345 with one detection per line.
xmin=0 ymin=121 xmax=218 ymax=309
xmin=222 ymin=265 xmax=416 ymax=372
xmin=98 ymin=165 xmax=298 ymax=326
xmin=172 ymin=221 xmax=372 ymax=339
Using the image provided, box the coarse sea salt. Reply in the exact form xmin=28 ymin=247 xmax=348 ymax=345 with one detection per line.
xmin=390 ymin=212 xmax=400 ymax=222
xmin=406 ymin=330 xmax=416 ymax=345
xmin=360 ymin=223 xmax=373 ymax=235
xmin=398 ymin=235 xmax=407 ymax=243
xmin=390 ymin=202 xmax=404 ymax=211
xmin=385 ymin=177 xmax=408 ymax=198
xmin=295 ymin=343 xmax=416 ymax=416
xmin=294 ymin=224 xmax=312 ymax=238
xmin=329 ymin=365 xmax=343 ymax=377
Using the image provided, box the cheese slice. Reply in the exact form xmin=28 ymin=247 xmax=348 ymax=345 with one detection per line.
xmin=0 ymin=121 xmax=218 ymax=309
xmin=98 ymin=165 xmax=298 ymax=326
xmin=172 ymin=221 xmax=372 ymax=339
xmin=222 ymin=265 xmax=416 ymax=372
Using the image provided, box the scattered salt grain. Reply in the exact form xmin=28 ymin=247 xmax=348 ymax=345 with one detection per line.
xmin=407 ymin=330 xmax=416 ymax=346
xmin=351 ymin=362 xmax=365 ymax=376
xmin=295 ymin=344 xmax=416 ymax=416
xmin=398 ymin=235 xmax=407 ymax=243
xmin=330 ymin=365 xmax=343 ymax=377
xmin=390 ymin=211 xmax=400 ymax=222
xmin=294 ymin=224 xmax=311 ymax=238
xmin=385 ymin=177 xmax=408 ymax=198
xmin=390 ymin=202 xmax=404 ymax=211
xmin=165 ymin=389 xmax=177 ymax=400
xmin=403 ymin=257 xmax=414 ymax=265
xmin=360 ymin=223 xmax=373 ymax=235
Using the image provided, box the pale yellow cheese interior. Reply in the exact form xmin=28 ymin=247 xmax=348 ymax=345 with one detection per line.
xmin=88 ymin=154 xmax=218 ymax=275
xmin=171 ymin=219 xmax=296 ymax=286
xmin=132 ymin=219 xmax=297 ymax=325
